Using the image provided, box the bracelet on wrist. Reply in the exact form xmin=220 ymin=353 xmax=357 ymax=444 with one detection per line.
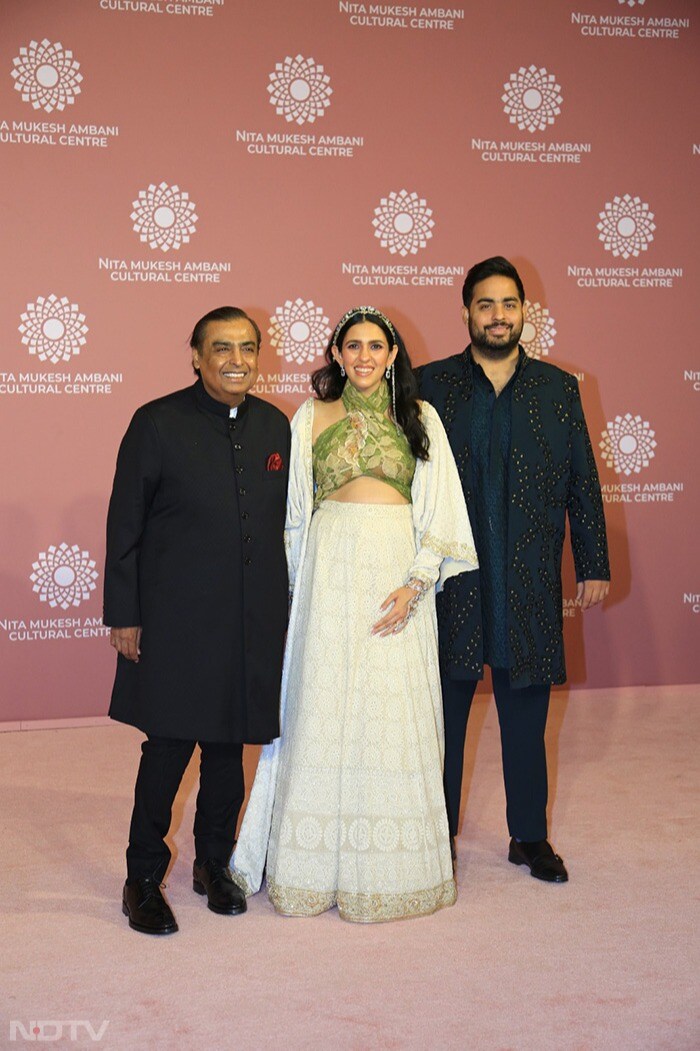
xmin=402 ymin=578 xmax=430 ymax=621
xmin=406 ymin=577 xmax=430 ymax=597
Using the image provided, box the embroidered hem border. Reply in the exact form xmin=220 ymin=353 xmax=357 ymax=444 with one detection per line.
xmin=267 ymin=877 xmax=457 ymax=923
xmin=231 ymin=870 xmax=253 ymax=897
xmin=422 ymin=529 xmax=478 ymax=566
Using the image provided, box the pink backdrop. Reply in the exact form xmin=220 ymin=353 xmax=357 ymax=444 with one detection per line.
xmin=1 ymin=0 xmax=698 ymax=724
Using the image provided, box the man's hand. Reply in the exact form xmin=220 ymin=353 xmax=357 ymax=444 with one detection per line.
xmin=576 ymin=580 xmax=609 ymax=611
xmin=110 ymin=626 xmax=142 ymax=662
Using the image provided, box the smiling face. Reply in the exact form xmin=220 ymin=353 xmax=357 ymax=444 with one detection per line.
xmin=462 ymin=275 xmax=525 ymax=359
xmin=333 ymin=321 xmax=398 ymax=397
xmin=192 ymin=318 xmax=259 ymax=406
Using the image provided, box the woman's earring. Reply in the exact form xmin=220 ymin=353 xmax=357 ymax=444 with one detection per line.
xmin=340 ymin=363 xmax=345 ymax=377
xmin=387 ymin=363 xmax=398 ymax=427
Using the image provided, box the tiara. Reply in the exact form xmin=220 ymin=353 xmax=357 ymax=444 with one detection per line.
xmin=332 ymin=306 xmax=396 ymax=347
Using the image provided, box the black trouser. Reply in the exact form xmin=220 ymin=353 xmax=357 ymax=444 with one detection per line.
xmin=125 ymin=735 xmax=245 ymax=882
xmin=442 ymin=669 xmax=551 ymax=842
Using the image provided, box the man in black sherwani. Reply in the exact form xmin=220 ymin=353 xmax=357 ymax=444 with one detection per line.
xmin=105 ymin=306 xmax=290 ymax=934
xmin=418 ymin=258 xmax=610 ymax=883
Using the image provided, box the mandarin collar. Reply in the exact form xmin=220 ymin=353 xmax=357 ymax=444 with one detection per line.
xmin=193 ymin=378 xmax=250 ymax=420
xmin=467 ymin=345 xmax=527 ymax=383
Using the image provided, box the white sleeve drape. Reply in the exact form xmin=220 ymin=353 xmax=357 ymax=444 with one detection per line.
xmin=408 ymin=401 xmax=478 ymax=590
xmin=283 ymin=399 xmax=315 ymax=592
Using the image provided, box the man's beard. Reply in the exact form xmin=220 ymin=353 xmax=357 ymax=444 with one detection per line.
xmin=469 ymin=319 xmax=522 ymax=359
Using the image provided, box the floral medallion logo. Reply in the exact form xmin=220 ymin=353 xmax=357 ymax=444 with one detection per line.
xmin=618 ymin=1 xmax=645 ymax=7
xmin=502 ymin=66 xmax=562 ymax=133
xmin=18 ymin=295 xmax=88 ymax=364
xmin=597 ymin=195 xmax=655 ymax=260
xmin=521 ymin=300 xmax=556 ymax=358
xmin=268 ymin=55 xmax=332 ymax=125
xmin=372 ymin=190 xmax=434 ymax=257
xmin=600 ymin=414 xmax=656 ymax=475
xmin=131 ymin=183 xmax=198 ymax=252
xmin=268 ymin=299 xmax=331 ymax=365
xmin=11 ymin=39 xmax=82 ymax=114
xmin=30 ymin=544 xmax=98 ymax=610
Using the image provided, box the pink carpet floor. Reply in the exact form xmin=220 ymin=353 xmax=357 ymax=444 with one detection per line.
xmin=2 ymin=684 xmax=698 ymax=1050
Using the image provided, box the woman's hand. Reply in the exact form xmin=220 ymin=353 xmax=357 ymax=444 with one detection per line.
xmin=371 ymin=586 xmax=418 ymax=637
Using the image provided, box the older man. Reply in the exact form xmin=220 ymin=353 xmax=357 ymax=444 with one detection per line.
xmin=418 ymin=257 xmax=609 ymax=882
xmin=105 ymin=306 xmax=290 ymax=933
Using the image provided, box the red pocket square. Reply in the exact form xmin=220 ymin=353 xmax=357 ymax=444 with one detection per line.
xmin=266 ymin=452 xmax=284 ymax=471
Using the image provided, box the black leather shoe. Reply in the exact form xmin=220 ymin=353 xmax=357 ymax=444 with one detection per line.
xmin=508 ymin=838 xmax=569 ymax=883
xmin=193 ymin=858 xmax=247 ymax=915
xmin=122 ymin=877 xmax=178 ymax=934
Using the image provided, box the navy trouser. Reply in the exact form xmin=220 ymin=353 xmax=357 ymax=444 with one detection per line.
xmin=126 ymin=736 xmax=244 ymax=882
xmin=442 ymin=669 xmax=551 ymax=842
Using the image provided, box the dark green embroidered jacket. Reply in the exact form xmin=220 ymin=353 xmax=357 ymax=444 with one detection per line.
xmin=418 ymin=349 xmax=610 ymax=687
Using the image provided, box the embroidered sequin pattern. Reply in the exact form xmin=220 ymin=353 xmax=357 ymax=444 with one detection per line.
xmin=417 ymin=353 xmax=608 ymax=686
xmin=268 ymin=877 xmax=456 ymax=923
xmin=422 ymin=529 xmax=478 ymax=567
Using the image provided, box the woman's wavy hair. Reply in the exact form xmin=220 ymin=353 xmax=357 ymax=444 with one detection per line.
xmin=311 ymin=308 xmax=429 ymax=461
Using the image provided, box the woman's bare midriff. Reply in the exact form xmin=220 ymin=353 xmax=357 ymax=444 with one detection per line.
xmin=326 ymin=477 xmax=409 ymax=505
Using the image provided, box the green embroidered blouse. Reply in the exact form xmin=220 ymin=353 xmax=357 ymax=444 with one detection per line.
xmin=312 ymin=381 xmax=416 ymax=508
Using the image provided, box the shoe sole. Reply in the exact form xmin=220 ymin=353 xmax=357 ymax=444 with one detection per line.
xmin=121 ymin=901 xmax=178 ymax=934
xmin=193 ymin=879 xmax=247 ymax=915
xmin=508 ymin=851 xmax=568 ymax=883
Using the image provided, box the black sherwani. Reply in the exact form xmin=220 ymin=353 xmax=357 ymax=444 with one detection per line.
xmin=105 ymin=380 xmax=290 ymax=744
xmin=418 ymin=349 xmax=610 ymax=688
xmin=418 ymin=348 xmax=610 ymax=840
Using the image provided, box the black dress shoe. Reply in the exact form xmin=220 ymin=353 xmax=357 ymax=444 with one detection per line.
xmin=193 ymin=858 xmax=247 ymax=915
xmin=508 ymin=838 xmax=569 ymax=883
xmin=122 ymin=877 xmax=178 ymax=935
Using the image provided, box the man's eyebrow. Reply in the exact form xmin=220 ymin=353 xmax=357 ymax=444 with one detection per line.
xmin=211 ymin=339 xmax=256 ymax=347
xmin=476 ymin=296 xmax=518 ymax=304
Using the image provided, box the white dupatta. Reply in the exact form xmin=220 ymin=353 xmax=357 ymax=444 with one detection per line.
xmin=231 ymin=399 xmax=314 ymax=894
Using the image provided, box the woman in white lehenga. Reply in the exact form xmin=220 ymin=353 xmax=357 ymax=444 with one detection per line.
xmin=233 ymin=307 xmax=477 ymax=922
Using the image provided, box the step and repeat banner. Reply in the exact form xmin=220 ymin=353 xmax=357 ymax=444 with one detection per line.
xmin=1 ymin=0 xmax=698 ymax=723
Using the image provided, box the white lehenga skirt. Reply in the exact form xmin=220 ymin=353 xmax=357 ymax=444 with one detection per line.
xmin=266 ymin=501 xmax=456 ymax=923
